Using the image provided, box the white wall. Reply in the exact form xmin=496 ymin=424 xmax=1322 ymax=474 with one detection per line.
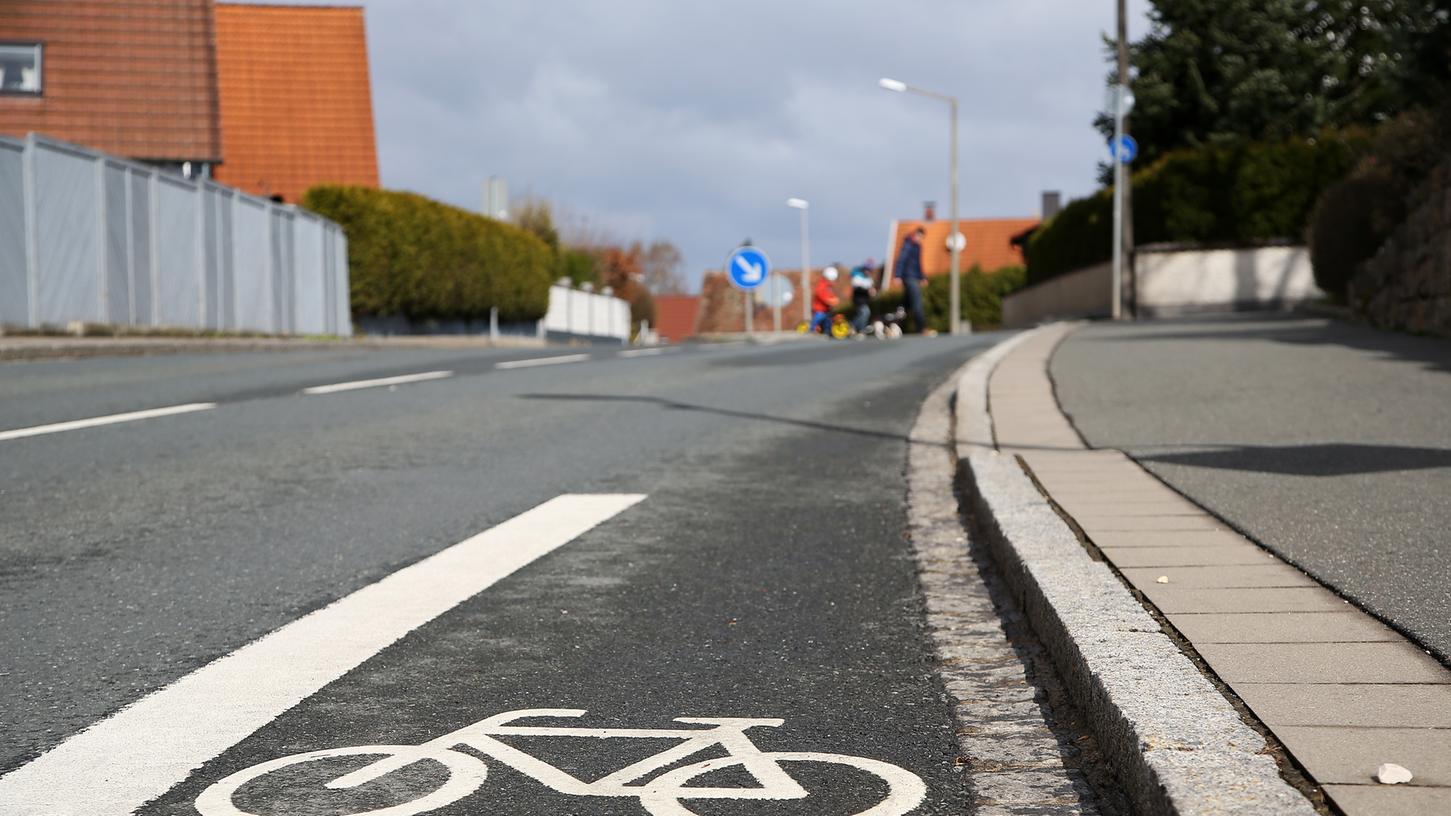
xmin=1136 ymin=245 xmax=1320 ymax=316
xmin=1002 ymin=246 xmax=1323 ymax=328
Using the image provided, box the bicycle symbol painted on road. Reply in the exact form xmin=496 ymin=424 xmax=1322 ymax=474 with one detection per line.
xmin=196 ymin=708 xmax=927 ymax=816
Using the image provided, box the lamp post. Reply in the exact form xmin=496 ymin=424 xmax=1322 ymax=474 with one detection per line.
xmin=786 ymin=198 xmax=810 ymax=328
xmin=879 ymin=77 xmax=961 ymax=336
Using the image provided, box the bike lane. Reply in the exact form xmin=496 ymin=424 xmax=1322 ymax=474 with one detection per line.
xmin=136 ymin=367 xmax=980 ymax=815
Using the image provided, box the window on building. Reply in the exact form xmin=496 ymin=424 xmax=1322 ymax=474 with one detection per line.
xmin=0 ymin=44 xmax=42 ymax=95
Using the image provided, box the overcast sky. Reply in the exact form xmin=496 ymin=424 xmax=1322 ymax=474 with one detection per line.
xmin=286 ymin=0 xmax=1151 ymax=290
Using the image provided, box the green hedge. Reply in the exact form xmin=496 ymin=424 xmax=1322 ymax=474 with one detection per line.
xmin=1025 ymin=132 xmax=1367 ymax=286
xmin=301 ymin=185 xmax=555 ymax=321
xmin=869 ymin=265 xmax=1027 ymax=331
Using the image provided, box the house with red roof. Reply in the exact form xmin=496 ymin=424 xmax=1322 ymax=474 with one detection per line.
xmin=883 ymin=206 xmax=1039 ymax=287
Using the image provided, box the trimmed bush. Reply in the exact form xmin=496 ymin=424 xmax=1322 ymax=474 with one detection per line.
xmin=301 ymin=185 xmax=555 ymax=321
xmin=1307 ymin=172 xmax=1404 ymax=300
xmin=870 ymin=265 xmax=1027 ymax=331
xmin=1025 ymin=132 xmax=1367 ymax=286
xmin=923 ymin=265 xmax=1027 ymax=331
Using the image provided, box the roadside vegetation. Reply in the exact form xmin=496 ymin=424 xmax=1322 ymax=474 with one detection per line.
xmin=302 ymin=187 xmax=686 ymax=336
xmin=1022 ymin=0 xmax=1451 ymax=321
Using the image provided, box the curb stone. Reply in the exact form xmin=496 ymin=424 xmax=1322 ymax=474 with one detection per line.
xmin=952 ymin=327 xmax=1318 ymax=816
xmin=906 ymin=367 xmax=1107 ymax=814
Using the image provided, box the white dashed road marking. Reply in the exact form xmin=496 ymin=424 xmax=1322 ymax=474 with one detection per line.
xmin=301 ymin=370 xmax=454 ymax=395
xmin=0 ymin=402 xmax=217 ymax=443
xmin=495 ymin=353 xmax=592 ymax=370
xmin=0 ymin=493 xmax=647 ymax=816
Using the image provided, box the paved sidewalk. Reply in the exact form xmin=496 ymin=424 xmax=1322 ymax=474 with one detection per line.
xmin=997 ymin=321 xmax=1451 ymax=816
xmin=1051 ymin=316 xmax=1451 ymax=663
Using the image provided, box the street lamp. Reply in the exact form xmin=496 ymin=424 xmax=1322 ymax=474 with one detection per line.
xmin=879 ymin=77 xmax=962 ymax=336
xmin=787 ymin=198 xmax=810 ymax=327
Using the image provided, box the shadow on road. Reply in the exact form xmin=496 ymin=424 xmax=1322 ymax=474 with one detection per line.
xmin=1141 ymin=442 xmax=1451 ymax=477
xmin=518 ymin=393 xmax=948 ymax=449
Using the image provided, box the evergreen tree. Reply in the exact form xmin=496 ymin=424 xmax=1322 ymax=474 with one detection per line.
xmin=1100 ymin=0 xmax=1445 ymax=172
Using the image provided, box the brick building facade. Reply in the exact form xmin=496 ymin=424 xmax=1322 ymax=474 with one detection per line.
xmin=0 ymin=0 xmax=378 ymax=199
xmin=0 ymin=0 xmax=223 ymax=168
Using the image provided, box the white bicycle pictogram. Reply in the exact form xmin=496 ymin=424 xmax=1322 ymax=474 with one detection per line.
xmin=195 ymin=708 xmax=927 ymax=816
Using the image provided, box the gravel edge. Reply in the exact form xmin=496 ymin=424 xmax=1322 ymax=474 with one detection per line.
xmin=952 ymin=327 xmax=1318 ymax=816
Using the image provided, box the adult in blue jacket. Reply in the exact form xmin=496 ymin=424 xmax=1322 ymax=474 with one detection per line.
xmin=894 ymin=227 xmax=929 ymax=334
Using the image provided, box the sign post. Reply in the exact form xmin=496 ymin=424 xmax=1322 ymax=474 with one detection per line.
xmin=1109 ymin=86 xmax=1136 ymax=320
xmin=726 ymin=246 xmax=770 ymax=336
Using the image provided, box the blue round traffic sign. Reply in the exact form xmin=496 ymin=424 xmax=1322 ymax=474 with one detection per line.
xmin=727 ymin=246 xmax=770 ymax=291
xmin=1109 ymin=135 xmax=1138 ymax=165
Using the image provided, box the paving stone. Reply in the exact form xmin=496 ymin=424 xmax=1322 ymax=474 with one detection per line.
xmin=1100 ymin=545 xmax=1276 ymax=569
xmin=1277 ymin=726 xmax=1451 ymax=786
xmin=1060 ymin=503 xmax=1206 ymax=518
xmin=1165 ymin=611 xmax=1401 ymax=643
xmin=1078 ymin=515 xmax=1224 ymax=532
xmin=1193 ymin=642 xmax=1451 ymax=684
xmin=1121 ymin=563 xmax=1315 ymax=586
xmin=1323 ymin=784 xmax=1451 ymax=816
xmin=1093 ymin=530 xmax=1256 ymax=550
xmin=1140 ymin=586 xmax=1349 ymax=613
xmin=1234 ymin=683 xmax=1451 ymax=728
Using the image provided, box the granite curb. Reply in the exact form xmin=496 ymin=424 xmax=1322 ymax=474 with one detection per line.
xmin=951 ymin=326 xmax=1318 ymax=816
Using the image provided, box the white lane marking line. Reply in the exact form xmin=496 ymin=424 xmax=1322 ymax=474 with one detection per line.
xmin=0 ymin=402 xmax=217 ymax=443
xmin=618 ymin=347 xmax=675 ymax=358
xmin=0 ymin=493 xmax=647 ymax=816
xmin=495 ymin=353 xmax=591 ymax=370
xmin=301 ymin=370 xmax=453 ymax=395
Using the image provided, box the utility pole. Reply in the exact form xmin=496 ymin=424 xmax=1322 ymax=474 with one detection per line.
xmin=1116 ymin=0 xmax=1135 ymax=319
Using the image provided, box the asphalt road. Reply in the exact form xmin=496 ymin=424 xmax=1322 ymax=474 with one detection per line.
xmin=1052 ymin=315 xmax=1451 ymax=663
xmin=0 ymin=335 xmax=1023 ymax=815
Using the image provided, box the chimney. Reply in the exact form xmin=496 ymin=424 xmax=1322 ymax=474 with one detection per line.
xmin=1041 ymin=191 xmax=1062 ymax=220
xmin=923 ymin=201 xmax=936 ymax=221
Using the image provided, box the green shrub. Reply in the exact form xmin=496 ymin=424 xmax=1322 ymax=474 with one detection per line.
xmin=301 ymin=185 xmax=554 ymax=321
xmin=1025 ymin=132 xmax=1367 ymax=285
xmin=1307 ymin=173 xmax=1404 ymax=299
xmin=871 ymin=266 xmax=1026 ymax=331
xmin=923 ymin=265 xmax=1027 ymax=331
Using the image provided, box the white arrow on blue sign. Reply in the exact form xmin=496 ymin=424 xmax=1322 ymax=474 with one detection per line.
xmin=727 ymin=246 xmax=770 ymax=291
xmin=1109 ymin=134 xmax=1138 ymax=165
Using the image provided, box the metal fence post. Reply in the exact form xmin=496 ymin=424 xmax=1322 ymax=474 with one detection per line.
xmin=22 ymin=133 xmax=39 ymax=328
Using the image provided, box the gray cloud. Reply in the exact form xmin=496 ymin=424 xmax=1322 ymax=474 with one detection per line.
xmin=278 ymin=0 xmax=1150 ymax=288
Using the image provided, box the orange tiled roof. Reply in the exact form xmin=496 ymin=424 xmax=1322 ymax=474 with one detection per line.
xmin=653 ymin=295 xmax=701 ymax=342
xmin=212 ymin=3 xmax=378 ymax=202
xmin=0 ymin=0 xmax=222 ymax=162
xmin=885 ymin=217 xmax=1039 ymax=282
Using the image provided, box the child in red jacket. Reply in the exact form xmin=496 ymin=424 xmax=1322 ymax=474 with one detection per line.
xmin=809 ymin=267 xmax=840 ymax=334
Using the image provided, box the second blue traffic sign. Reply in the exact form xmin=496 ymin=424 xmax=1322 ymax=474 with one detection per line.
xmin=1109 ymin=134 xmax=1138 ymax=165
xmin=727 ymin=246 xmax=770 ymax=291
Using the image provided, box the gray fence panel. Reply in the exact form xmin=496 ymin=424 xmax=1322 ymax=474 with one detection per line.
xmin=0 ymin=139 xmax=27 ymax=325
xmin=292 ymin=216 xmax=326 ymax=334
xmin=231 ymin=196 xmax=272 ymax=332
xmin=33 ymin=142 xmax=101 ymax=324
xmin=269 ymin=210 xmax=293 ymax=333
xmin=2 ymin=135 xmax=350 ymax=334
xmin=331 ymin=226 xmax=350 ymax=336
xmin=102 ymin=162 xmax=131 ymax=324
xmin=128 ymin=170 xmax=153 ymax=325
xmin=216 ymin=188 xmax=235 ymax=331
xmin=155 ymin=175 xmax=202 ymax=328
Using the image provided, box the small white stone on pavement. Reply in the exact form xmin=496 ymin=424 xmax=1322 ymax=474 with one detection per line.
xmin=1375 ymin=763 xmax=1413 ymax=784
xmin=1156 ymin=575 xmax=1170 ymax=584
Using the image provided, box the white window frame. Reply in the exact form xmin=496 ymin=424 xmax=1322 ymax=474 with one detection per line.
xmin=0 ymin=42 xmax=43 ymax=96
